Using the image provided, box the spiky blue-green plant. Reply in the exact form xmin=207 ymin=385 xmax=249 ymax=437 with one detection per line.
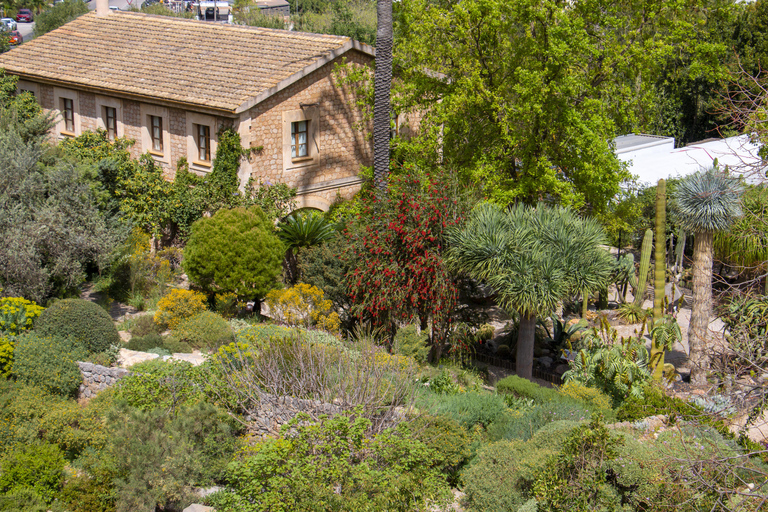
xmin=446 ymin=202 xmax=613 ymax=380
xmin=673 ymin=168 xmax=743 ymax=385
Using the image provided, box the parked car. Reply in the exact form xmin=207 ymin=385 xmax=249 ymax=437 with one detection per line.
xmin=15 ymin=9 xmax=33 ymax=23
xmin=1 ymin=18 xmax=17 ymax=30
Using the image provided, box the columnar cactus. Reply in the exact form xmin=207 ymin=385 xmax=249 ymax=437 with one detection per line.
xmin=633 ymin=229 xmax=653 ymax=307
xmin=652 ymin=179 xmax=667 ymax=380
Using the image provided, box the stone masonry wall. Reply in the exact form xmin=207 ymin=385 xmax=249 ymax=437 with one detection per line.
xmin=78 ymin=362 xmax=130 ymax=399
xmin=123 ymin=99 xmax=142 ymax=161
xmin=245 ymin=51 xmax=373 ymax=197
xmin=246 ymin=394 xmax=344 ymax=437
xmin=79 ymin=92 xmax=97 ymax=132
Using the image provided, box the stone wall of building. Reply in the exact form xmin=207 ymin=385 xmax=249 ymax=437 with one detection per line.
xmin=78 ymin=362 xmax=130 ymax=399
xmin=79 ymin=92 xmax=97 ymax=132
xmin=244 ymin=51 xmax=373 ymax=203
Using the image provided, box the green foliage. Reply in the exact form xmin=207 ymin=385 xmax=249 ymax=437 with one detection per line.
xmin=0 ymin=488 xmax=68 ymax=512
xmin=136 ymin=3 xmax=196 ymax=18
xmin=714 ymin=185 xmax=768 ymax=268
xmin=233 ymin=8 xmax=286 ymax=28
xmin=447 ymin=202 xmax=613 ymax=377
xmin=206 ymin=411 xmax=452 ymax=512
xmin=264 ymin=283 xmax=341 ymax=333
xmin=154 ymin=288 xmax=207 ymax=329
xmin=125 ymin=333 xmax=163 ymax=352
xmin=172 ymin=311 xmax=234 ymax=350
xmin=617 ymin=302 xmax=652 ymax=324
xmin=463 ymin=420 xmax=581 ymax=512
xmin=292 ymin=0 xmax=376 ymax=45
xmin=184 ymin=206 xmax=285 ymax=299
xmin=615 ymin=384 xmax=700 ymax=423
xmin=241 ymin=179 xmax=297 ymax=221
xmin=34 ymin=0 xmax=89 ymax=37
xmin=233 ymin=322 xmax=294 ymax=348
xmin=410 ymin=415 xmax=471 ymax=484
xmin=673 ymin=168 xmax=744 ymax=234
xmin=12 ymin=333 xmax=85 ymax=398
xmin=206 ymin=128 xmax=245 ymax=211
xmin=563 ymin=319 xmax=651 ymax=405
xmin=298 ymin=233 xmax=355 ymax=319
xmin=415 ymin=391 xmax=508 ymax=430
xmin=162 ymin=337 xmax=193 ymax=354
xmin=277 ymin=210 xmax=336 ymax=249
xmin=109 ymin=402 xmax=240 ymax=512
xmin=532 ymin=416 xmax=623 ymax=512
xmin=36 ymin=298 xmax=119 ymax=354
xmin=393 ymin=324 xmax=429 ymax=363
xmin=557 ymin=381 xmax=614 ymax=415
xmin=128 ymin=314 xmax=161 ymax=337
xmin=721 ymin=295 xmax=768 ymax=368
xmin=0 ymin=442 xmax=65 ymax=504
xmin=112 ymin=359 xmax=205 ymax=413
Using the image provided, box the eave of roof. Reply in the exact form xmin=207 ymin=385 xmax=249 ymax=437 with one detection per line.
xmin=0 ymin=11 xmax=374 ymax=114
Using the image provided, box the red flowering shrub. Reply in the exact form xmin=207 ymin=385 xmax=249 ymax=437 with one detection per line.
xmin=348 ymin=175 xmax=461 ymax=359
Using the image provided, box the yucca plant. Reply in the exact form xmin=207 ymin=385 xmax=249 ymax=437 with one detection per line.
xmin=278 ymin=211 xmax=337 ymax=284
xmin=447 ymin=202 xmax=613 ymax=380
xmin=673 ymin=168 xmax=743 ymax=386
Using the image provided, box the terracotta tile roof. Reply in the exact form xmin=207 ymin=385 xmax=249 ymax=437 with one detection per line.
xmin=0 ymin=11 xmax=370 ymax=113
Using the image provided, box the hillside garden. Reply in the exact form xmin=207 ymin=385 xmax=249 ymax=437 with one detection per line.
xmin=6 ymin=0 xmax=768 ymax=509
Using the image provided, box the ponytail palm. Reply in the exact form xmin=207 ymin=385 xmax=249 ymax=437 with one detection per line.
xmin=447 ymin=203 xmax=613 ymax=380
xmin=673 ymin=168 xmax=743 ymax=386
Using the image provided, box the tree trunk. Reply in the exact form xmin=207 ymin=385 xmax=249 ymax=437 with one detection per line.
xmin=373 ymin=0 xmax=393 ymax=196
xmin=517 ymin=313 xmax=536 ymax=381
xmin=689 ymin=230 xmax=713 ymax=387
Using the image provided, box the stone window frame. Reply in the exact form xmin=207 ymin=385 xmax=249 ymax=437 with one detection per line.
xmin=282 ymin=106 xmax=319 ymax=171
xmin=140 ymin=103 xmax=170 ymax=164
xmin=186 ymin=111 xmax=218 ymax=173
xmin=53 ymin=87 xmax=80 ymax=138
xmin=95 ymin=95 xmax=124 ymax=141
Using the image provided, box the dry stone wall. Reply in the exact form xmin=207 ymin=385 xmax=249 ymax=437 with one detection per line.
xmin=78 ymin=362 xmax=130 ymax=399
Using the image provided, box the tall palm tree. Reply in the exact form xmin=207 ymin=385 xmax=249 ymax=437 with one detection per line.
xmin=447 ymin=203 xmax=613 ymax=380
xmin=673 ymin=168 xmax=743 ymax=386
xmin=373 ymin=0 xmax=393 ymax=196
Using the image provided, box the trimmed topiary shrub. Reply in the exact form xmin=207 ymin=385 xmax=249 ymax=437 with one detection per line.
xmin=154 ymin=289 xmax=207 ymax=329
xmin=35 ymin=299 xmax=119 ymax=354
xmin=0 ymin=442 xmax=66 ymax=504
xmin=172 ymin=311 xmax=234 ymax=350
xmin=126 ymin=333 xmax=164 ymax=352
xmin=12 ymin=333 xmax=85 ymax=398
xmin=129 ymin=314 xmax=162 ymax=337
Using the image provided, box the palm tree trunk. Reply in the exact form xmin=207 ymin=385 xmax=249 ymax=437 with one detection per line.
xmin=373 ymin=0 xmax=393 ymax=196
xmin=689 ymin=230 xmax=713 ymax=386
xmin=517 ymin=313 xmax=536 ymax=381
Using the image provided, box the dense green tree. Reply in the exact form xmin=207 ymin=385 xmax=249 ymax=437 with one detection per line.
xmin=447 ymin=203 xmax=613 ymax=380
xmin=34 ymin=0 xmax=89 ymax=37
xmin=673 ymin=168 xmax=743 ymax=386
xmin=394 ymin=0 xmax=731 ymax=211
xmin=183 ymin=206 xmax=285 ymax=299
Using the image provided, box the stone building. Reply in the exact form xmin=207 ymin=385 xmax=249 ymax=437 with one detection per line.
xmin=0 ymin=4 xmax=376 ymax=210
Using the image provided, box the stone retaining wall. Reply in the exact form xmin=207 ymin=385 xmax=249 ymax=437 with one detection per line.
xmin=78 ymin=362 xmax=130 ymax=399
xmin=245 ymin=394 xmax=345 ymax=436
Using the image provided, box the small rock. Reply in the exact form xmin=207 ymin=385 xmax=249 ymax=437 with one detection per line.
xmin=554 ymin=364 xmax=569 ymax=375
xmin=183 ymin=505 xmax=215 ymax=512
xmin=538 ymin=356 xmax=553 ymax=367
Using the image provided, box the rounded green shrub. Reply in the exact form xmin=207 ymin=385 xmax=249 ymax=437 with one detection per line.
xmin=173 ymin=311 xmax=234 ymax=350
xmin=183 ymin=206 xmax=285 ymax=299
xmin=35 ymin=299 xmax=119 ymax=354
xmin=163 ymin=337 xmax=194 ymax=354
xmin=411 ymin=415 xmax=471 ymax=483
xmin=126 ymin=333 xmax=164 ymax=352
xmin=12 ymin=333 xmax=85 ymax=398
xmin=129 ymin=314 xmax=162 ymax=337
xmin=0 ymin=442 xmax=66 ymax=504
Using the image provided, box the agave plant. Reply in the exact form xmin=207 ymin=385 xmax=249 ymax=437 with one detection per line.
xmin=673 ymin=168 xmax=743 ymax=385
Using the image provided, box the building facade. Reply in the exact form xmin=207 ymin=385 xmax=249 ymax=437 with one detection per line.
xmin=0 ymin=9 xmax=376 ymax=211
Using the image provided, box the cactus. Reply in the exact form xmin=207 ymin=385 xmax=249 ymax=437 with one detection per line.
xmin=652 ymin=179 xmax=667 ymax=380
xmin=675 ymin=226 xmax=686 ymax=274
xmin=633 ymin=229 xmax=653 ymax=307
xmin=654 ymin=179 xmax=666 ymax=321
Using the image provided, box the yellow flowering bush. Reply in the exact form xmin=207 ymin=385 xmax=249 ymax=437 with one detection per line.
xmin=0 ymin=297 xmax=44 ymax=335
xmin=265 ymin=283 xmax=341 ymax=334
xmin=215 ymin=292 xmax=240 ymax=319
xmin=154 ymin=289 xmax=207 ymax=329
